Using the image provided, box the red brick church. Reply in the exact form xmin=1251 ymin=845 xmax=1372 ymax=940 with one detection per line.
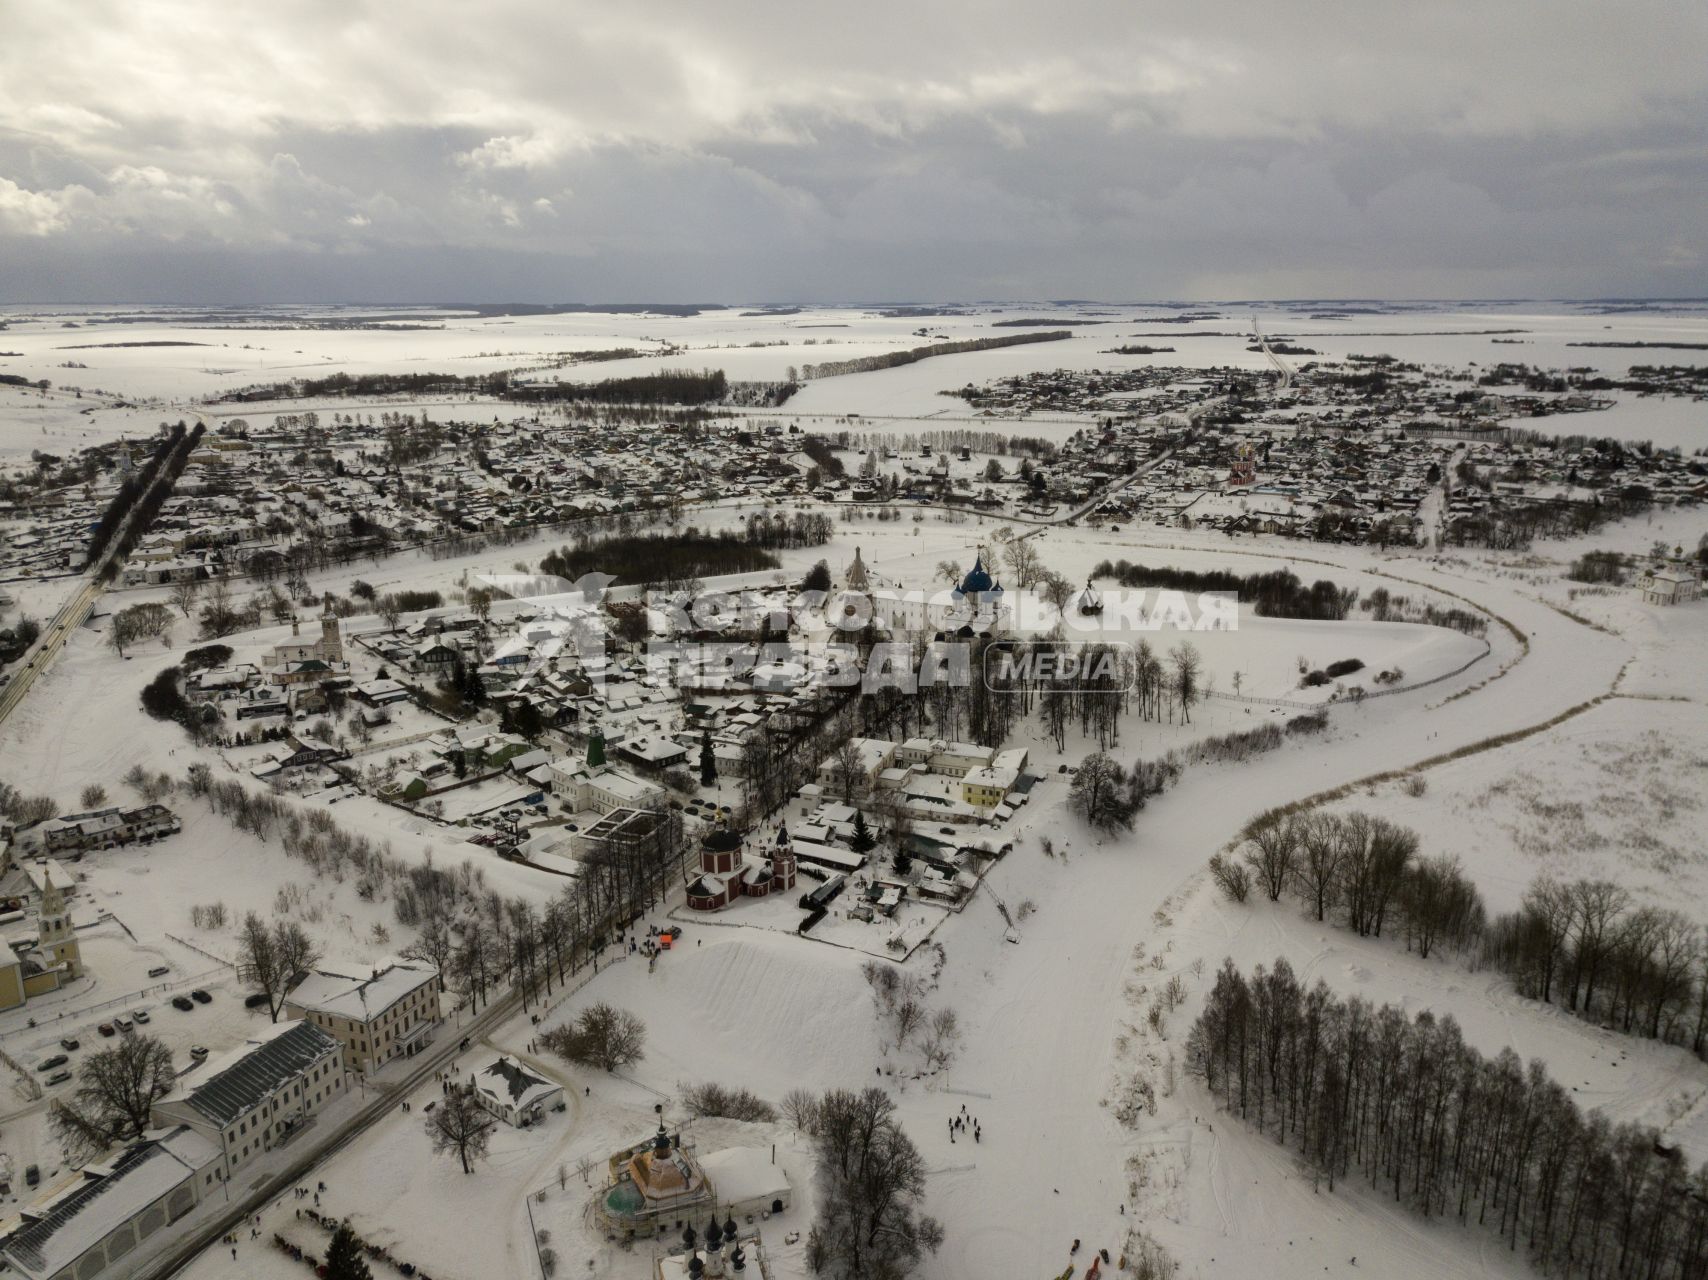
xmin=684 ymin=824 xmax=798 ymax=912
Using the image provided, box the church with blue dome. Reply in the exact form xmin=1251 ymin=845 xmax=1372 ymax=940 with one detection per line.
xmin=837 ymin=544 xmax=1012 ymax=636
xmin=951 ymin=549 xmax=1004 ymax=603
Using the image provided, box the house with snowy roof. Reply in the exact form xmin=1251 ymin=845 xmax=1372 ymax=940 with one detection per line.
xmin=471 ymin=1055 xmax=564 ymax=1126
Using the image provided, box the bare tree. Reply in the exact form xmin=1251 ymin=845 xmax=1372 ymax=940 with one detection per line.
xmin=1566 ymin=879 xmax=1630 ymax=1012
xmin=1038 ymin=570 xmax=1076 ymax=615
xmin=50 ymin=1034 xmax=176 ymax=1161
xmin=107 ymin=608 xmax=142 ymax=656
xmin=1169 ymin=642 xmax=1202 ymax=723
xmin=782 ymin=1087 xmax=822 ymax=1134
xmin=1293 ymin=812 xmax=1344 ymax=922
xmin=169 ymin=577 xmax=202 ymax=618
xmin=893 ymin=997 xmax=926 ymax=1047
xmin=237 ymin=912 xmax=321 ymax=1021
xmin=680 ymin=1082 xmax=777 ymax=1123
xmin=1070 ymin=752 xmax=1134 ymax=832
xmin=807 ymin=1088 xmax=943 ymax=1278
xmin=425 ymin=1086 xmax=493 ymax=1175
xmin=1002 ymin=538 xmax=1042 ymax=589
xmin=467 ymin=587 xmax=493 ymax=626
xmin=79 ymin=784 xmax=108 ymax=811
xmin=1208 ymin=852 xmax=1252 ymax=903
xmin=1242 ymin=812 xmax=1300 ymax=902
xmin=920 ymin=1008 xmax=961 ymax=1069
xmin=827 ymin=738 xmax=870 ymax=804
xmin=401 ymin=914 xmax=454 ymax=977
xmin=541 ymin=1002 xmax=646 ymax=1072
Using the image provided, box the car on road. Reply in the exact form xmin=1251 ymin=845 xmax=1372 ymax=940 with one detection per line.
xmin=97 ymin=1022 xmax=115 ymax=1037
xmin=37 ymin=1055 xmax=68 ymax=1072
xmin=147 ymin=965 xmax=170 ymax=978
xmin=171 ymin=995 xmax=194 ymax=1011
xmin=58 ymin=1037 xmax=79 ymax=1051
xmin=45 ymin=1070 xmax=72 ymax=1087
xmin=132 ymin=1009 xmax=150 ymax=1024
xmin=189 ymin=1046 xmax=208 ymax=1062
xmin=24 ymin=1165 xmax=38 ymax=1188
xmin=190 ymin=989 xmax=212 ymax=1004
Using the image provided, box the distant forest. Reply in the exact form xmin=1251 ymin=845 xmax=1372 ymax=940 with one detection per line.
xmin=506 ymin=368 xmax=728 ymax=405
xmin=219 ymin=365 xmax=729 ymax=406
xmin=1092 ymin=559 xmax=1358 ymax=621
xmin=800 ymin=329 xmax=1070 ymax=379
xmin=539 ymin=528 xmax=779 ymax=590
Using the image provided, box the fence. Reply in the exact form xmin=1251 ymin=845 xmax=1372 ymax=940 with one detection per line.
xmin=347 ymin=728 xmax=441 ymax=757
xmin=163 ymin=931 xmax=237 ymax=969
xmin=0 ymin=1044 xmax=43 ymax=1100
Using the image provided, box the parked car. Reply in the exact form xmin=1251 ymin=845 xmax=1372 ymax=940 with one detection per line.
xmin=147 ymin=965 xmax=170 ymax=978
xmin=37 ymin=1055 xmax=68 ymax=1072
xmin=243 ymin=993 xmax=268 ymax=1009
xmin=45 ymin=1070 xmax=72 ymax=1087
xmin=132 ymin=1010 xmax=151 ymax=1025
xmin=114 ymin=1016 xmax=133 ymax=1032
xmin=24 ymin=1165 xmax=39 ymax=1188
xmin=190 ymin=989 xmax=212 ymax=1004
xmin=171 ymin=995 xmax=194 ymax=1012
xmin=97 ymin=1022 xmax=116 ymax=1037
xmin=58 ymin=1037 xmax=79 ymax=1051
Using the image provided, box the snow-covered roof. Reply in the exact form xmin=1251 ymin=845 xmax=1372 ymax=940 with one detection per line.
xmin=700 ymin=1145 xmax=790 ymax=1207
xmin=473 ymin=1055 xmax=562 ymax=1113
xmin=287 ymin=961 xmax=439 ymax=1027
xmin=158 ymin=1020 xmax=339 ymax=1127
xmin=2 ymin=1142 xmax=197 ymax=1280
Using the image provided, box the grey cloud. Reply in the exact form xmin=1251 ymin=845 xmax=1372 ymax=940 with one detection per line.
xmin=0 ymin=0 xmax=1704 ymax=300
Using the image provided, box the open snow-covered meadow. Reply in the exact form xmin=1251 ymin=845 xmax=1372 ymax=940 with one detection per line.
xmin=4 ymin=301 xmax=1708 ymax=459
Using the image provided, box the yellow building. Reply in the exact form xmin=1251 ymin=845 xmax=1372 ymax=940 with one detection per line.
xmin=0 ymin=876 xmax=83 ymax=1013
xmin=283 ymin=960 xmax=442 ymax=1073
xmin=960 ymin=764 xmax=1019 ymax=810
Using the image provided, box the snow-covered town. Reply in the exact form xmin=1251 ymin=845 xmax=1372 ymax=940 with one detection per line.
xmin=2 ymin=8 xmax=1708 ymax=1280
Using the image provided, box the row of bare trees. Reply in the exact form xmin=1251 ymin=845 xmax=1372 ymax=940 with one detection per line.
xmin=404 ymin=806 xmax=685 ymax=1016
xmin=186 ymin=770 xmax=685 ymax=1018
xmin=1486 ymin=878 xmax=1708 ymax=1053
xmin=863 ymin=960 xmax=961 ymax=1070
xmin=1220 ymin=808 xmax=1708 ymax=1058
xmin=1216 ymin=811 xmax=1484 ymax=958
xmin=1190 ymin=957 xmax=1708 ymax=1280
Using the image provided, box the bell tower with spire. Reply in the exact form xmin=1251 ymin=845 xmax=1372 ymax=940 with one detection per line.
xmin=319 ymin=594 xmax=344 ymax=664
xmin=37 ymin=870 xmax=81 ymax=981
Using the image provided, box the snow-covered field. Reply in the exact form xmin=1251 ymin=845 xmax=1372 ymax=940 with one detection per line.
xmin=3 ymin=302 xmax=1706 ymax=449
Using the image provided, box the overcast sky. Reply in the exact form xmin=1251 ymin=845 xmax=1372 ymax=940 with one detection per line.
xmin=1 ymin=1 xmax=1704 ymax=303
